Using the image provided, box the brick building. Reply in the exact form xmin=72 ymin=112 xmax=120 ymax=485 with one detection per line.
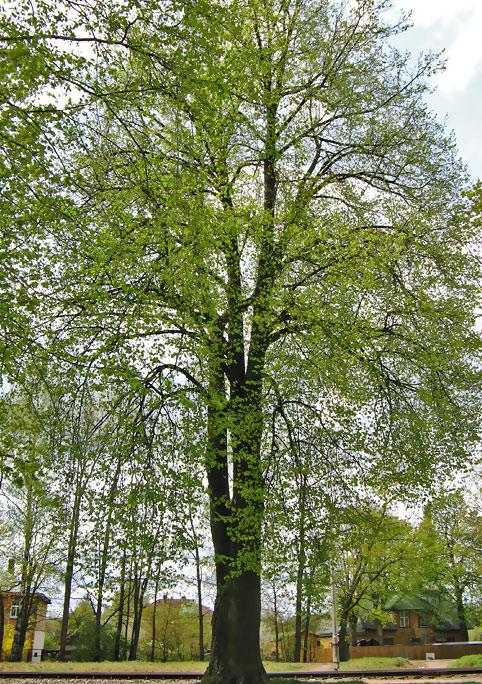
xmin=0 ymin=591 xmax=50 ymax=662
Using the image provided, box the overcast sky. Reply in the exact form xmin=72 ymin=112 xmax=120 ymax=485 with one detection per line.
xmin=389 ymin=0 xmax=482 ymax=181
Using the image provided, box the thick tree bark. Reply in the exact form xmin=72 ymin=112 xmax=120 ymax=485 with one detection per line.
xmin=203 ymin=356 xmax=267 ymax=684
xmin=206 ymin=572 xmax=265 ymax=684
xmin=203 ymin=75 xmax=278 ymax=684
xmin=338 ymin=599 xmax=352 ymax=663
xmin=338 ymin=622 xmax=350 ymax=663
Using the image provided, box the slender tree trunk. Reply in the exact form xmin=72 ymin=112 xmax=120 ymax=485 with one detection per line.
xmin=302 ymin=573 xmax=312 ymax=663
xmin=128 ymin=579 xmax=140 ymax=660
xmin=293 ymin=479 xmax=307 ymax=662
xmin=453 ymin=581 xmax=469 ymax=641
xmin=59 ymin=491 xmax=81 ymax=661
xmin=94 ymin=592 xmax=103 ymax=661
xmin=9 ymin=594 xmax=33 ymax=662
xmin=272 ymin=582 xmax=279 ymax=663
xmin=123 ymin=572 xmax=132 ymax=660
xmin=94 ymin=457 xmax=121 ymax=661
xmin=195 ymin=548 xmax=205 ymax=661
xmin=150 ymin=575 xmax=159 ymax=662
xmin=10 ymin=487 xmax=34 ymax=662
xmin=114 ymin=550 xmax=126 ymax=661
xmin=129 ymin=577 xmax=147 ymax=660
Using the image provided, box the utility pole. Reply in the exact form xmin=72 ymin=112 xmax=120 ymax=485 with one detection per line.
xmin=330 ymin=567 xmax=339 ymax=671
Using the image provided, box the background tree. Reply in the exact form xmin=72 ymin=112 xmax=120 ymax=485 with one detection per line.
xmin=333 ymin=502 xmax=419 ymax=660
xmin=422 ymin=490 xmax=482 ymax=641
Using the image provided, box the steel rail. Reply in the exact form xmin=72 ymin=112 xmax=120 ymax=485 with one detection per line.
xmin=0 ymin=669 xmax=481 ymax=680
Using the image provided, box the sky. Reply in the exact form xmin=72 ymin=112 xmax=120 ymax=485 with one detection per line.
xmin=389 ymin=0 xmax=482 ymax=181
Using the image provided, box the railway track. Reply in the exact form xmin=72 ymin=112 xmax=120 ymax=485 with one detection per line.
xmin=0 ymin=669 xmax=481 ymax=680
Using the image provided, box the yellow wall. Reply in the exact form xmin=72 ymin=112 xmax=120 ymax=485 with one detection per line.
xmin=1 ymin=598 xmax=38 ymax=661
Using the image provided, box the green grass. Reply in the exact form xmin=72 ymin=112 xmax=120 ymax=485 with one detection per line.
xmin=339 ymin=657 xmax=411 ymax=670
xmin=451 ymin=653 xmax=482 ymax=668
xmin=0 ymin=660 xmax=375 ymax=674
xmin=0 ymin=661 xmax=340 ymax=674
xmin=0 ymin=660 xmax=207 ymax=673
xmin=265 ymin=662 xmax=320 ymax=672
xmin=0 ymin=661 xmax=329 ymax=674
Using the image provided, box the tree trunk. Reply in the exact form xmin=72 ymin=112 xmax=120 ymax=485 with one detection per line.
xmin=10 ymin=487 xmax=34 ymax=662
xmin=454 ymin=581 xmax=469 ymax=641
xmin=205 ymin=572 xmax=265 ymax=684
xmin=150 ymin=574 xmax=159 ymax=662
xmin=59 ymin=492 xmax=81 ymax=661
xmin=375 ymin=619 xmax=383 ymax=646
xmin=10 ymin=594 xmax=32 ymax=662
xmin=94 ymin=456 xmax=121 ymax=661
xmin=129 ymin=577 xmax=147 ymax=660
xmin=195 ymin=548 xmax=205 ymax=661
xmin=349 ymin=614 xmax=358 ymax=647
xmin=202 ymin=356 xmax=267 ymax=684
xmin=302 ymin=573 xmax=312 ymax=663
xmin=128 ymin=579 xmax=140 ymax=660
xmin=293 ymin=480 xmax=306 ymax=662
xmin=203 ymin=82 xmax=277 ymax=681
xmin=338 ymin=622 xmax=350 ymax=663
xmin=272 ymin=582 xmax=279 ymax=663
xmin=94 ymin=594 xmax=102 ymax=662
xmin=114 ymin=550 xmax=126 ymax=661
xmin=123 ymin=573 xmax=132 ymax=660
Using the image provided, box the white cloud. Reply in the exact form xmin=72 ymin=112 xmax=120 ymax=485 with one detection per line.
xmin=392 ymin=0 xmax=482 ymax=93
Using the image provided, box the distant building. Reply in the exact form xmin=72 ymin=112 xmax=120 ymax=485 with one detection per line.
xmin=140 ymin=595 xmax=213 ymax=661
xmin=355 ymin=593 xmax=471 ymax=646
xmin=272 ymin=594 xmax=474 ymax=663
xmin=1 ymin=591 xmax=51 ymax=662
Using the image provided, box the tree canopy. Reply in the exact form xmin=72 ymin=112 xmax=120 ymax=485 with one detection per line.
xmin=1 ymin=0 xmax=480 ymax=681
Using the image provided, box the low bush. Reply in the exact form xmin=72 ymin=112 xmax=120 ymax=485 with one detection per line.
xmin=451 ymin=654 xmax=482 ymax=668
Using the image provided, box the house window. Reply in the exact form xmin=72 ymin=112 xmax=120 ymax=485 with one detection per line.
xmin=10 ymin=601 xmax=20 ymax=619
xmin=399 ymin=610 xmax=410 ymax=628
xmin=419 ymin=612 xmax=430 ymax=627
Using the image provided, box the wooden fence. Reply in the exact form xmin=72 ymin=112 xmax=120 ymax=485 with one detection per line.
xmin=312 ymin=642 xmax=482 ymax=663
